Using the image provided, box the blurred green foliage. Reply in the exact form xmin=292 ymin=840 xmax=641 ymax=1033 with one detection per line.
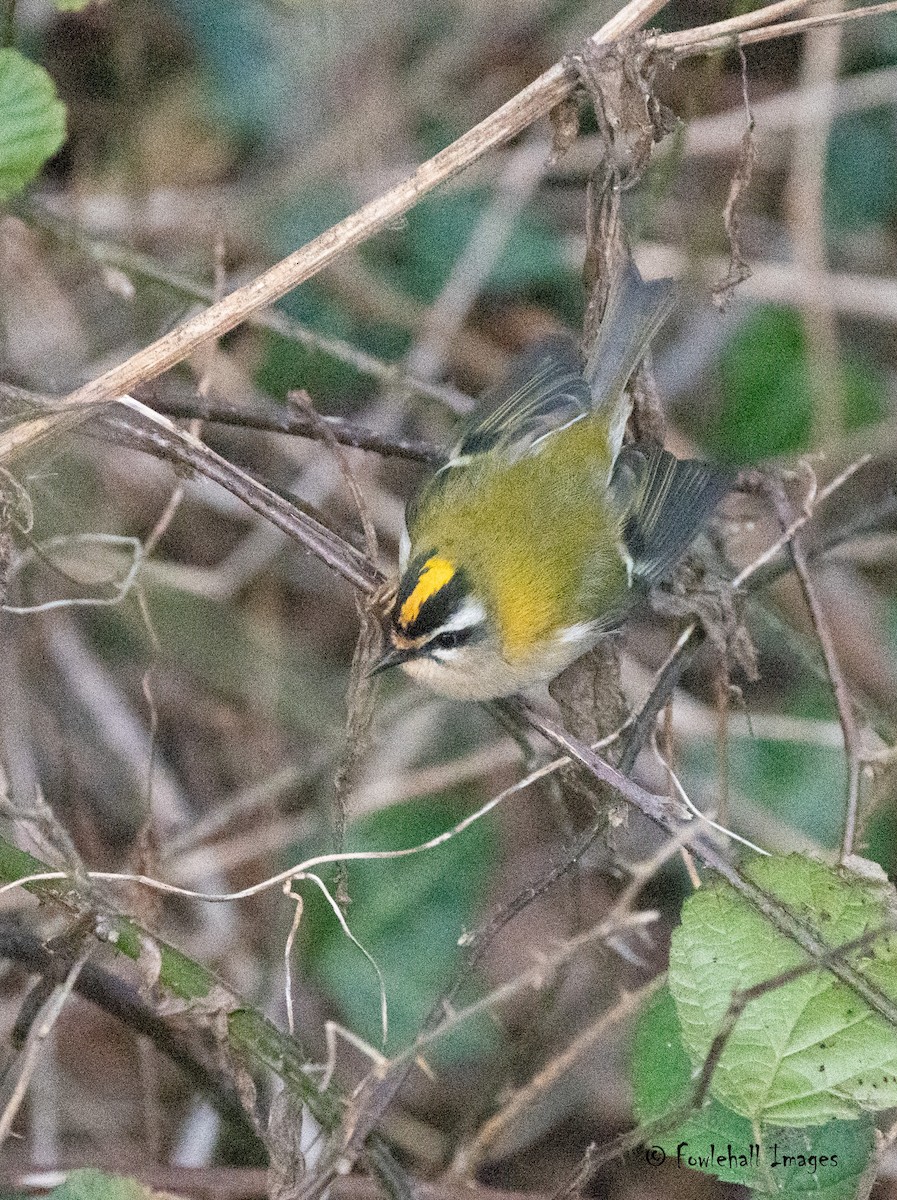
xmin=161 ymin=0 xmax=320 ymax=143
xmin=43 ymin=1170 xmax=156 ymax=1199
xmin=299 ymin=792 xmax=500 ymax=1060
xmin=709 ymin=307 xmax=885 ymax=464
xmin=826 ymin=109 xmax=897 ymax=230
xmin=93 ymin=586 xmax=343 ymax=736
xmin=384 ymin=188 xmax=572 ymax=303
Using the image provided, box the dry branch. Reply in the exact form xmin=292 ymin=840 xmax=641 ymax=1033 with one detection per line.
xmin=661 ymin=0 xmax=897 ymax=56
xmin=139 ymin=390 xmax=443 ymax=463
xmin=1 ymin=0 xmax=671 ymax=460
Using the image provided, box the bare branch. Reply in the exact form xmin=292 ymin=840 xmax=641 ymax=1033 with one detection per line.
xmin=661 ymin=0 xmax=897 ymax=58
xmin=138 ymin=390 xmax=444 ymax=463
xmin=769 ymin=488 xmax=864 ymax=861
xmin=455 ymin=978 xmax=664 ymax=1173
xmin=0 ymin=941 xmax=91 ymax=1147
xmin=2 ymin=0 xmax=671 ymax=459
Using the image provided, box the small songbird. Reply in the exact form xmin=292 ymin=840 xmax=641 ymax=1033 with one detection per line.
xmin=374 ymin=259 xmax=729 ymax=700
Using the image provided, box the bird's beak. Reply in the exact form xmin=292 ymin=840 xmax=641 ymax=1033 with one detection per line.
xmin=369 ymin=644 xmax=418 ymax=677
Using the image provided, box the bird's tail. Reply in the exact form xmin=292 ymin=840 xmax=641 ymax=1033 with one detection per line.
xmin=583 ymin=258 xmax=675 ymax=461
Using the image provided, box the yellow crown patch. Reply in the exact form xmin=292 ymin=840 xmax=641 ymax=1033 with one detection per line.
xmin=399 ymin=556 xmax=455 ymax=628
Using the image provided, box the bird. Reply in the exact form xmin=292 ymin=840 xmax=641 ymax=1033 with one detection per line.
xmin=373 ymin=258 xmax=730 ymax=700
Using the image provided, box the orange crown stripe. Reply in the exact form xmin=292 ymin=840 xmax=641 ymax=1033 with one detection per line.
xmin=399 ymin=557 xmax=455 ymax=627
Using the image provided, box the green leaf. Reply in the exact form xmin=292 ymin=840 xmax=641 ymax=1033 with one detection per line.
xmin=669 ymin=854 xmax=897 ymax=1126
xmin=302 ymin=793 xmax=498 ymax=1060
xmin=632 ymin=988 xmax=876 ymax=1197
xmin=49 ymin=1169 xmax=163 ymax=1200
xmin=0 ymin=49 xmax=66 ymax=201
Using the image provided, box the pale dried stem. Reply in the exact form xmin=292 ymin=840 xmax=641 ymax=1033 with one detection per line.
xmin=785 ymin=0 xmax=845 ymax=445
xmin=5 ymin=0 xmax=895 ymax=467
xmin=661 ymin=0 xmax=897 ymax=57
xmin=655 ymin=0 xmax=810 ymax=49
xmin=4 ymin=0 xmax=669 ymax=459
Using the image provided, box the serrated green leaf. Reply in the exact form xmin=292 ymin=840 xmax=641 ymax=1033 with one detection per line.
xmin=49 ymin=1169 xmax=163 ymax=1200
xmin=632 ymin=988 xmax=876 ymax=1197
xmin=669 ymin=854 xmax=897 ymax=1125
xmin=301 ymin=793 xmax=498 ymax=1060
xmin=0 ymin=49 xmax=66 ymax=201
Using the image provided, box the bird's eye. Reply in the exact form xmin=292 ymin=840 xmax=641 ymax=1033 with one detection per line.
xmin=433 ymin=629 xmax=462 ymax=651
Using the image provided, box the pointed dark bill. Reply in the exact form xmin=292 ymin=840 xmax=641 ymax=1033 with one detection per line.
xmin=369 ymin=644 xmax=419 ymax=677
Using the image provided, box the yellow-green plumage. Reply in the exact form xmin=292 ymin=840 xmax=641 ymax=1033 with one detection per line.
xmin=379 ymin=258 xmax=730 ymax=700
xmin=408 ymin=414 xmax=625 ymax=659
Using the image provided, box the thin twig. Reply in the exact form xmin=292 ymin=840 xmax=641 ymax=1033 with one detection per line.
xmin=108 ymin=414 xmax=381 ymax=595
xmin=288 ymin=391 xmax=379 ymax=562
xmin=0 ymin=942 xmax=91 ymax=1148
xmin=655 ymin=0 xmax=810 ymax=49
xmin=772 ymin=493 xmax=864 ymax=861
xmin=416 ymin=911 xmax=659 ymax=1067
xmin=634 ymin=244 xmax=897 ymax=325
xmin=662 ymin=0 xmax=897 ymax=58
xmin=26 ymin=207 xmax=474 ymax=414
xmin=556 ymin=64 xmax=897 ymax=169
xmin=454 ymin=978 xmax=664 ymax=1173
xmin=137 ymin=391 xmax=444 ymax=463
xmin=0 ymin=921 xmax=255 ymax=1136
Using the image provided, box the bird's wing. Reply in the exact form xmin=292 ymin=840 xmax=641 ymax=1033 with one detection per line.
xmin=446 ymin=336 xmax=593 ymax=465
xmin=612 ymin=443 xmax=732 ymax=585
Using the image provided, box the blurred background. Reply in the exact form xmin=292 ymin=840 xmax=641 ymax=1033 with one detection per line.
xmin=1 ymin=0 xmax=897 ymax=1195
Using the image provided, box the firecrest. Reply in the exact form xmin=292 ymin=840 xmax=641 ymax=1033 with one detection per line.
xmin=375 ymin=259 xmax=729 ymax=700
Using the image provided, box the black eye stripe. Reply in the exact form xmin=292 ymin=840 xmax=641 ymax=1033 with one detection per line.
xmin=431 ymin=627 xmax=471 ymax=652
